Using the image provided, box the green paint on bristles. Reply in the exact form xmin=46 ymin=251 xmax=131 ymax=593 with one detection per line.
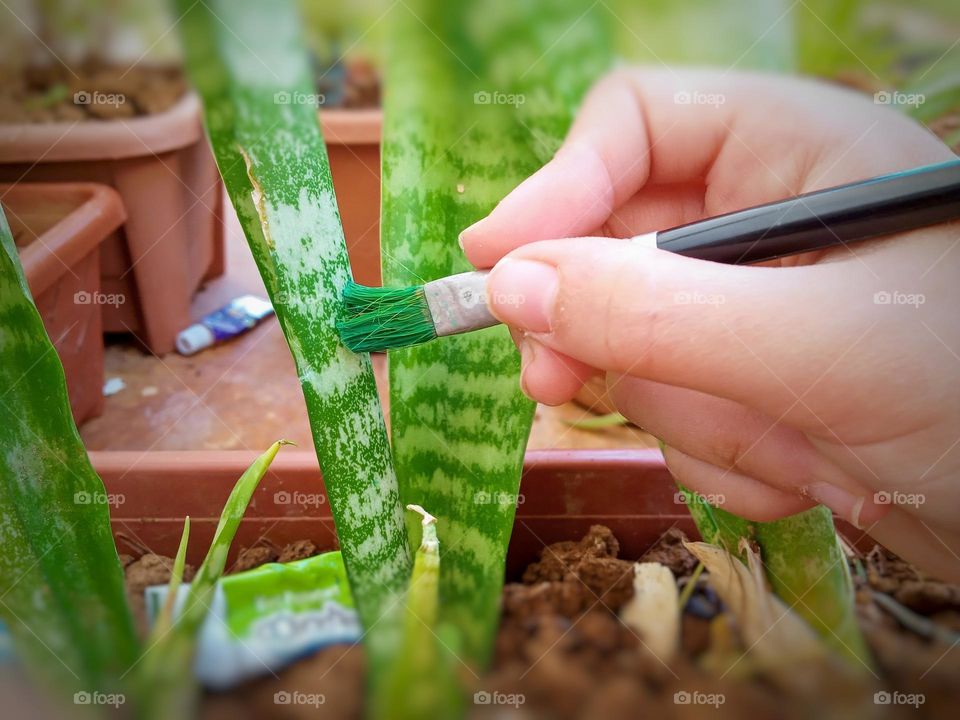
xmin=337 ymin=281 xmax=437 ymax=353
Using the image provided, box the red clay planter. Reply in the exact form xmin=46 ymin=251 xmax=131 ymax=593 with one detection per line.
xmin=0 ymin=93 xmax=225 ymax=355
xmin=2 ymin=182 xmax=125 ymax=424
xmin=321 ymin=109 xmax=382 ymax=286
xmin=91 ymin=448 xmax=868 ymax=573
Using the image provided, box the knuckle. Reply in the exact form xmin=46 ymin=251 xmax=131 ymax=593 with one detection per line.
xmin=714 ymin=427 xmax=753 ymax=472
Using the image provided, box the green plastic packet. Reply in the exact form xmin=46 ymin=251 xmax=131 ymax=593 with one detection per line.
xmin=145 ymin=551 xmax=360 ymax=689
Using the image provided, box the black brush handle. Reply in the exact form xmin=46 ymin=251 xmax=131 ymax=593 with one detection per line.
xmin=656 ymin=160 xmax=960 ymax=264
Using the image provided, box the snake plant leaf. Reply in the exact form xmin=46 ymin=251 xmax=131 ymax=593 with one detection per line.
xmin=177 ymin=0 xmax=410 ymax=679
xmin=149 ymin=517 xmax=190 ymax=642
xmin=0 ymin=209 xmax=139 ymax=700
xmin=137 ymin=442 xmax=289 ymax=720
xmin=378 ymin=506 xmax=463 ymax=720
xmin=609 ymin=0 xmax=794 ymax=69
xmin=382 ymin=0 xmax=612 ymax=668
xmin=676 ymin=480 xmax=871 ymax=667
xmin=753 ymin=506 xmax=871 ymax=668
xmin=481 ymin=0 xmax=613 ymax=163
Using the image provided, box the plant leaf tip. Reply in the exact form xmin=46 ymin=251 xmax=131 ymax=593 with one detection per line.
xmin=406 ymin=504 xmax=437 ymax=526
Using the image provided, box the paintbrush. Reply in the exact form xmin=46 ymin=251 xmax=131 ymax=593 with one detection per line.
xmin=337 ymin=159 xmax=960 ymax=353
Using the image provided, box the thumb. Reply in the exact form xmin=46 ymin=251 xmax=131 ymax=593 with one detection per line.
xmin=485 ymin=237 xmax=876 ymax=424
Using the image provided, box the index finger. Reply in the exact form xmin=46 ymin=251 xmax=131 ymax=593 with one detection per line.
xmin=459 ymin=68 xmax=732 ymax=268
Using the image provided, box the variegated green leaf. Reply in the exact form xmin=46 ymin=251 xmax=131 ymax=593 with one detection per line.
xmin=0 ymin=206 xmax=139 ymax=702
xmin=177 ymin=0 xmax=410 ymax=680
xmin=382 ymin=0 xmax=612 ymax=667
xmin=678 ymin=481 xmax=870 ymax=667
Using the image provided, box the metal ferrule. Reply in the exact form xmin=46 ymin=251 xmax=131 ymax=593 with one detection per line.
xmin=423 ymin=270 xmax=498 ymax=337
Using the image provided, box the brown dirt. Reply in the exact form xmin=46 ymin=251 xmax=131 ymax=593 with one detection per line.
xmin=0 ymin=57 xmax=381 ymax=125
xmin=639 ymin=527 xmax=700 ymax=577
xmin=113 ymin=526 xmax=960 ymax=719
xmin=230 ymin=539 xmax=320 ymax=573
xmin=205 ymin=643 xmax=366 ymax=720
xmin=0 ymin=61 xmax=186 ymax=123
xmin=232 ymin=545 xmax=280 ymax=573
xmin=278 ymin=539 xmax=319 ymax=564
xmin=865 ymin=546 xmax=960 ymax=614
xmin=517 ymin=524 xmax=635 ymax=615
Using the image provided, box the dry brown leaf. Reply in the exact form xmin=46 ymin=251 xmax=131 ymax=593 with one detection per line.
xmin=684 ymin=540 xmax=864 ymax=697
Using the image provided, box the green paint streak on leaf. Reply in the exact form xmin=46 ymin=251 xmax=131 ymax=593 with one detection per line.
xmin=137 ymin=442 xmax=289 ymax=720
xmin=381 ymin=0 xmax=612 ymax=668
xmin=0 ymin=207 xmax=139 ymax=701
xmin=176 ymin=0 xmax=410 ymax=682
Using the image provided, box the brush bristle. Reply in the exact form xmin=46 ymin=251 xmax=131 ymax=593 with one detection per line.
xmin=336 ymin=281 xmax=438 ymax=352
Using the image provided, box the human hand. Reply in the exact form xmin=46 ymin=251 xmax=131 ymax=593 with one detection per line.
xmin=459 ymin=68 xmax=960 ymax=581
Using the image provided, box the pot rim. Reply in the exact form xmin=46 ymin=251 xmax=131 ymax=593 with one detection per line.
xmin=320 ymin=108 xmax=381 ymax=145
xmin=0 ymin=92 xmax=204 ymax=163
xmin=2 ymin=181 xmax=125 ymax=295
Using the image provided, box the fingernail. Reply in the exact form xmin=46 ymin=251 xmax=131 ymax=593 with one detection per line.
xmin=806 ymin=483 xmax=882 ymax=529
xmin=458 ymin=220 xmax=483 ymax=251
xmin=486 ymin=258 xmax=558 ymax=333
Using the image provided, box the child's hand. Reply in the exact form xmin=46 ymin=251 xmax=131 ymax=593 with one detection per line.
xmin=460 ymin=68 xmax=960 ymax=581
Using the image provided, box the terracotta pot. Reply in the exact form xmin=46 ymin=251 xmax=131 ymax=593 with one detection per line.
xmin=2 ymin=182 xmax=125 ymax=424
xmin=0 ymin=93 xmax=225 ymax=355
xmin=321 ymin=109 xmax=382 ymax=286
xmin=91 ymin=448 xmax=869 ymax=575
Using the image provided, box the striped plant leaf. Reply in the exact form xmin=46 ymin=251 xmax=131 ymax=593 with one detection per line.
xmin=678 ymin=480 xmax=870 ymax=667
xmin=176 ymin=0 xmax=410 ymax=679
xmin=381 ymin=0 xmax=611 ymax=667
xmin=0 ymin=208 xmax=139 ymax=701
xmin=609 ymin=0 xmax=794 ymax=69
